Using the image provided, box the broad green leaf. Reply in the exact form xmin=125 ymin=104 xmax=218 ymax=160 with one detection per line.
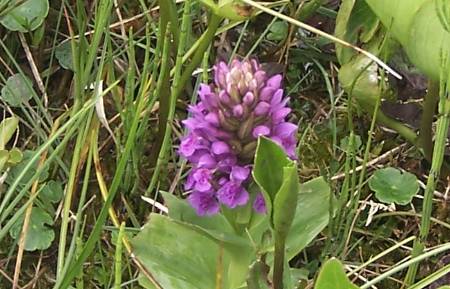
xmin=369 ymin=167 xmax=419 ymax=205
xmin=1 ymin=74 xmax=34 ymax=107
xmin=161 ymin=191 xmax=234 ymax=234
xmin=253 ymin=137 xmax=292 ymax=219
xmin=0 ymin=116 xmax=18 ymax=150
xmin=438 ymin=287 xmax=450 ymax=289
xmin=334 ymin=0 xmax=379 ymax=63
xmin=286 ymin=176 xmax=330 ymax=260
xmin=366 ymin=0 xmax=450 ymax=81
xmin=132 ymin=214 xmax=232 ymax=289
xmin=365 ymin=0 xmax=427 ymax=46
xmin=40 ymin=180 xmax=64 ymax=203
xmin=9 ymin=206 xmax=54 ymax=251
xmin=160 ymin=192 xmax=255 ymax=288
xmin=436 ymin=0 xmax=450 ymax=32
xmin=55 ymin=41 xmax=74 ymax=71
xmin=314 ymin=258 xmax=360 ymax=289
xmin=338 ymin=51 xmax=382 ymax=109
xmin=0 ymin=0 xmax=49 ymax=32
xmin=138 ymin=275 xmax=158 ymax=289
xmin=273 ymin=164 xmax=299 ymax=240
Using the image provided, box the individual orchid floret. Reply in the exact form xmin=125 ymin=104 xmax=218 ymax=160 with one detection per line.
xmin=179 ymin=59 xmax=298 ymax=216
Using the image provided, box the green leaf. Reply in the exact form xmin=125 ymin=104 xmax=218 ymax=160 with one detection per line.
xmin=7 ymin=148 xmax=23 ymax=165
xmin=9 ymin=207 xmax=55 ymax=251
xmin=55 ymin=41 xmax=74 ymax=71
xmin=365 ymin=0 xmax=450 ymax=81
xmin=1 ymin=74 xmax=34 ymax=107
xmin=436 ymin=0 xmax=450 ymax=32
xmin=132 ymin=214 xmax=232 ymax=289
xmin=161 ymin=191 xmax=234 ymax=234
xmin=0 ymin=116 xmax=18 ymax=150
xmin=0 ymin=150 xmax=8 ymax=172
xmin=199 ymin=0 xmax=253 ymax=21
xmin=273 ymin=164 xmax=299 ymax=240
xmin=339 ymin=134 xmax=362 ymax=154
xmin=0 ymin=0 xmax=49 ymax=32
xmin=253 ymin=137 xmax=292 ymax=218
xmin=314 ymin=258 xmax=360 ymax=289
xmin=138 ymin=275 xmax=158 ymax=289
xmin=335 ymin=0 xmax=380 ymax=64
xmin=161 ymin=192 xmax=256 ymax=288
xmin=6 ymin=150 xmax=49 ymax=185
xmin=247 ymin=260 xmax=271 ymax=289
xmin=0 ymin=148 xmax=23 ymax=173
xmin=369 ymin=167 xmax=419 ymax=205
xmin=40 ymin=180 xmax=64 ymax=203
xmin=267 ymin=21 xmax=288 ymax=41
xmin=286 ymin=177 xmax=330 ymax=260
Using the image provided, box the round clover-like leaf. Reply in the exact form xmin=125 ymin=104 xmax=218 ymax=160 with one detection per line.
xmin=40 ymin=180 xmax=64 ymax=203
xmin=369 ymin=167 xmax=419 ymax=205
xmin=6 ymin=150 xmax=49 ymax=185
xmin=7 ymin=148 xmax=23 ymax=165
xmin=9 ymin=206 xmax=55 ymax=251
xmin=339 ymin=134 xmax=362 ymax=154
xmin=1 ymin=74 xmax=34 ymax=107
xmin=267 ymin=21 xmax=288 ymax=41
xmin=0 ymin=0 xmax=49 ymax=32
xmin=55 ymin=41 xmax=74 ymax=71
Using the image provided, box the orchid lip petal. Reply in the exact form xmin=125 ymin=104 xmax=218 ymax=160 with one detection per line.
xmin=212 ymin=141 xmax=231 ymax=155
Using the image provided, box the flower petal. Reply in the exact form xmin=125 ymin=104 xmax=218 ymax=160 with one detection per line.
xmin=212 ymin=141 xmax=231 ymax=155
xmin=188 ymin=191 xmax=220 ymax=216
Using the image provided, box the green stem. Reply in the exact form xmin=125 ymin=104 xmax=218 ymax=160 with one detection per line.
xmin=273 ymin=233 xmax=286 ymax=289
xmin=147 ymin=13 xmax=222 ymax=196
xmin=419 ymin=81 xmax=440 ymax=161
xmin=362 ymin=241 xmax=450 ymax=289
xmin=175 ymin=14 xmax=222 ymax=98
xmin=145 ymin=23 xmax=174 ymax=196
xmin=114 ymin=222 xmax=125 ymax=289
xmin=404 ymin=70 xmax=450 ymax=286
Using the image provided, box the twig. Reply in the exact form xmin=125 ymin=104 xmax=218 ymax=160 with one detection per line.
xmin=331 ymin=144 xmax=406 ymax=181
xmin=18 ymin=33 xmax=49 ymax=108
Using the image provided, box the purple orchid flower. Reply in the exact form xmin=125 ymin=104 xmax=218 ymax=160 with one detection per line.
xmin=179 ymin=59 xmax=298 ymax=215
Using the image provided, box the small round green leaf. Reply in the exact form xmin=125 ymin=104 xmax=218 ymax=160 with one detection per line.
xmin=339 ymin=134 xmax=362 ymax=154
xmin=9 ymin=207 xmax=55 ymax=251
xmin=7 ymin=148 xmax=23 ymax=165
xmin=6 ymin=150 xmax=49 ymax=185
xmin=369 ymin=167 xmax=419 ymax=205
xmin=1 ymin=74 xmax=34 ymax=107
xmin=267 ymin=21 xmax=288 ymax=41
xmin=55 ymin=41 xmax=74 ymax=71
xmin=40 ymin=180 xmax=64 ymax=203
xmin=0 ymin=0 xmax=49 ymax=32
